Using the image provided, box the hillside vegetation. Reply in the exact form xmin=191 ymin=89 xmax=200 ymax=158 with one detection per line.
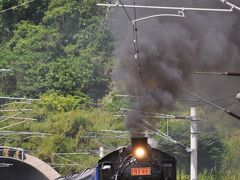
xmin=0 ymin=1 xmax=240 ymax=179
xmin=0 ymin=0 xmax=113 ymax=100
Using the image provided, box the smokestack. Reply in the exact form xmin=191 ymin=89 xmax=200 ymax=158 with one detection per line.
xmin=131 ymin=137 xmax=148 ymax=148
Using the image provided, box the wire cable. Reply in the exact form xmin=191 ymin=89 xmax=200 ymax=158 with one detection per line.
xmin=0 ymin=0 xmax=35 ymax=13
xmin=132 ymin=0 xmax=143 ymax=106
xmin=203 ymin=101 xmax=237 ymax=116
xmin=194 ymin=95 xmax=236 ymax=107
xmin=118 ymin=0 xmax=143 ymax=106
xmin=184 ymin=90 xmax=240 ymax=121
xmin=136 ymin=118 xmax=190 ymax=151
xmin=118 ymin=0 xmax=133 ymax=23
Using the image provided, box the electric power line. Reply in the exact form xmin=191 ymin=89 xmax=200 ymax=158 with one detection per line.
xmin=0 ymin=0 xmax=35 ymax=13
xmin=194 ymin=94 xmax=236 ymax=107
xmin=184 ymin=90 xmax=240 ymax=121
xmin=118 ymin=0 xmax=143 ymax=106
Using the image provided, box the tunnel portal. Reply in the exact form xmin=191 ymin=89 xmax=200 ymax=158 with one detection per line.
xmin=0 ymin=146 xmax=60 ymax=180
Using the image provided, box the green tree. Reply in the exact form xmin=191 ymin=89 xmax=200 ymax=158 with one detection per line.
xmin=0 ymin=0 xmax=49 ymax=43
xmin=0 ymin=0 xmax=113 ymax=99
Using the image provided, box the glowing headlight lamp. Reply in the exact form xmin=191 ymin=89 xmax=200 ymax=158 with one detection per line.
xmin=134 ymin=147 xmax=146 ymax=159
xmin=131 ymin=137 xmax=151 ymax=160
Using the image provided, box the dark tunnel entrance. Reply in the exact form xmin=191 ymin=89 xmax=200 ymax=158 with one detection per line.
xmin=0 ymin=157 xmax=48 ymax=180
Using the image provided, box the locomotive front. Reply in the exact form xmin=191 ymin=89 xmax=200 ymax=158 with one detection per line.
xmin=57 ymin=137 xmax=176 ymax=180
xmin=98 ymin=137 xmax=176 ymax=180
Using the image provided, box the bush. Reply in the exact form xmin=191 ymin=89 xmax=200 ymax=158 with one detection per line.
xmin=37 ymin=92 xmax=92 ymax=112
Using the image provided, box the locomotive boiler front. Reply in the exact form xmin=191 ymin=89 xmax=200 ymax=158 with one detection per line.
xmin=98 ymin=137 xmax=176 ymax=180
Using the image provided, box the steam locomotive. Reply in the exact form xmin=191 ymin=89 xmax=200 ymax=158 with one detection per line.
xmin=58 ymin=137 xmax=176 ymax=180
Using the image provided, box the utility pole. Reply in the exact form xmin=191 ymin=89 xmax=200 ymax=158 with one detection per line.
xmin=190 ymin=107 xmax=198 ymax=180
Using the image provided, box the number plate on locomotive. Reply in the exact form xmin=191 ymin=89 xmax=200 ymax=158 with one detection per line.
xmin=131 ymin=167 xmax=151 ymax=176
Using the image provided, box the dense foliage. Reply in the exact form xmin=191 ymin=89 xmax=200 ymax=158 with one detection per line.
xmin=0 ymin=0 xmax=114 ymax=100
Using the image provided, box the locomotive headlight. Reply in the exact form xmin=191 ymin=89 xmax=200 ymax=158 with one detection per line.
xmin=134 ymin=147 xmax=146 ymax=159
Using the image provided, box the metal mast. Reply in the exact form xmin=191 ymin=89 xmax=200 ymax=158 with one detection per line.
xmin=190 ymin=107 xmax=198 ymax=180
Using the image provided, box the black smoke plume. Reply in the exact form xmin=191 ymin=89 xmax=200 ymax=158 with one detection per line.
xmin=110 ymin=0 xmax=240 ymax=132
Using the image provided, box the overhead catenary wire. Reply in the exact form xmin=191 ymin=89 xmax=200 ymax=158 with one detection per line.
xmin=55 ymin=154 xmax=81 ymax=166
xmin=132 ymin=0 xmax=144 ymax=106
xmin=0 ymin=96 xmax=39 ymax=101
xmin=83 ymin=131 xmax=130 ymax=139
xmin=184 ymin=90 xmax=240 ymax=120
xmin=97 ymin=3 xmax=236 ymax=12
xmin=114 ymin=114 xmax=190 ymax=120
xmin=120 ymin=108 xmax=175 ymax=116
xmin=126 ymin=114 xmax=190 ymax=151
xmin=0 ymin=112 xmax=22 ymax=123
xmin=1 ymin=135 xmax=49 ymax=141
xmin=53 ymin=152 xmax=90 ymax=155
xmin=176 ymin=99 xmax=200 ymax=102
xmin=201 ymin=101 xmax=237 ymax=117
xmin=115 ymin=102 xmax=236 ymax=140
xmin=117 ymin=108 xmax=191 ymax=120
xmin=0 ymin=109 xmax=32 ymax=112
xmin=138 ymin=119 xmax=190 ymax=151
xmin=103 ymin=126 xmax=187 ymax=150
xmin=158 ymin=146 xmax=181 ymax=152
xmin=0 ymin=116 xmax=37 ymax=121
xmin=91 ymin=138 xmax=116 ymax=151
xmin=194 ymin=94 xmax=236 ymax=107
xmin=0 ymin=131 xmax=51 ymax=136
xmin=115 ymin=94 xmax=142 ymax=98
xmin=115 ymin=108 xmax=205 ymax=151
xmin=0 ymin=95 xmax=40 ymax=142
xmin=115 ymin=107 xmax=194 ymax=151
xmin=115 ymin=94 xmax=236 ymax=105
xmin=1 ymin=101 xmax=31 ymax=107
xmin=50 ymin=163 xmax=82 ymax=167
xmin=139 ymin=119 xmax=172 ymax=140
xmin=0 ymin=119 xmax=36 ymax=130
xmin=117 ymin=0 xmax=143 ymax=106
xmin=102 ymin=126 xmax=190 ymax=151
xmin=0 ymin=0 xmax=35 ymax=13
xmin=102 ymin=130 xmax=153 ymax=135
xmin=99 ymin=138 xmax=116 ymax=150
